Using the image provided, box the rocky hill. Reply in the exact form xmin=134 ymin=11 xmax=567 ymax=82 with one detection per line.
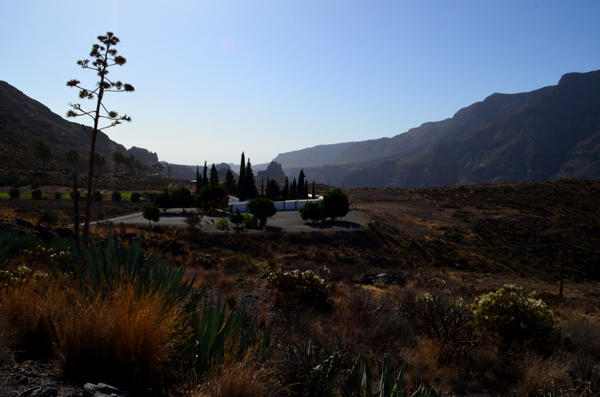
xmin=286 ymin=70 xmax=600 ymax=188
xmin=0 ymin=81 xmax=128 ymax=170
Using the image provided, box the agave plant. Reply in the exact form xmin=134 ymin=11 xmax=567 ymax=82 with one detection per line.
xmin=181 ymin=292 xmax=270 ymax=374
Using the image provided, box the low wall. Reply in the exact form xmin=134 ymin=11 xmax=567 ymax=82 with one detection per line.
xmin=229 ymin=198 xmax=321 ymax=213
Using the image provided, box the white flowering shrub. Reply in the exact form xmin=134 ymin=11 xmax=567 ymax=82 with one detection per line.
xmin=0 ymin=265 xmax=49 ymax=288
xmin=471 ymin=284 xmax=559 ymax=344
xmin=257 ymin=262 xmax=331 ymax=306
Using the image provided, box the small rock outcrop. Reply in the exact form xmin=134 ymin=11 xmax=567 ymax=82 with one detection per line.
xmin=257 ymin=161 xmax=285 ymax=179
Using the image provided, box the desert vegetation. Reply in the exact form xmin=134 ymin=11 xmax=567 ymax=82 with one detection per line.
xmin=0 ymin=179 xmax=598 ymax=396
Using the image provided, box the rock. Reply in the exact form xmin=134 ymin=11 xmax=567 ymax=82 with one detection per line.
xmin=54 ymin=227 xmax=75 ymax=239
xmin=257 ymin=161 xmax=285 ymax=179
xmin=34 ymin=224 xmax=56 ymax=243
xmin=15 ymin=218 xmax=34 ymax=229
xmin=83 ymin=383 xmax=129 ymax=397
xmin=42 ymin=388 xmax=58 ymax=397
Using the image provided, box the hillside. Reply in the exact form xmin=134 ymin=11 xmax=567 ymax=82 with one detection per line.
xmin=286 ymin=70 xmax=600 ymax=188
xmin=0 ymin=81 xmax=127 ymax=170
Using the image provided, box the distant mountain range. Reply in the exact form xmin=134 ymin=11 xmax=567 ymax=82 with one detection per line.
xmin=272 ymin=69 xmax=600 ymax=188
xmin=3 ymin=69 xmax=600 ymax=188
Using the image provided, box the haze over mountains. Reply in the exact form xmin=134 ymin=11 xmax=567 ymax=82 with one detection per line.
xmin=2 ymin=70 xmax=600 ymax=188
xmin=275 ymin=70 xmax=600 ymax=188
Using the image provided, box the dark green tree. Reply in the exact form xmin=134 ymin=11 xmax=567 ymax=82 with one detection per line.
xmin=112 ymin=151 xmax=126 ymax=175
xmin=195 ymin=165 xmax=201 ymax=194
xmin=142 ymin=205 xmax=160 ymax=227
xmin=298 ymin=169 xmax=306 ymax=199
xmin=247 ymin=196 xmax=277 ymax=227
xmin=33 ymin=141 xmax=52 ymax=173
xmin=66 ymin=32 xmax=134 ymax=245
xmin=299 ymin=201 xmax=325 ymax=224
xmin=266 ymin=179 xmax=280 ymax=199
xmin=312 ymin=181 xmax=316 ymax=198
xmin=321 ymin=187 xmax=350 ymax=221
xmin=238 ymin=152 xmax=246 ymax=199
xmin=194 ymin=184 xmax=229 ymax=211
xmin=291 ymin=178 xmax=297 ymax=200
xmin=210 ymin=163 xmax=219 ymax=185
xmin=282 ymin=177 xmax=289 ymax=200
xmin=229 ymin=208 xmax=244 ymax=227
xmin=244 ymin=159 xmax=258 ymax=200
xmin=172 ymin=187 xmax=193 ymax=208
xmin=202 ymin=161 xmax=209 ymax=186
xmin=153 ymin=187 xmax=174 ymax=213
xmin=65 ymin=149 xmax=81 ymax=171
xmin=224 ymin=169 xmax=237 ymax=195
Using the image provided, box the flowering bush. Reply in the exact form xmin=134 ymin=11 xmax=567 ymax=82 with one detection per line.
xmin=0 ymin=265 xmax=49 ymax=288
xmin=471 ymin=284 xmax=559 ymax=344
xmin=257 ymin=263 xmax=331 ymax=306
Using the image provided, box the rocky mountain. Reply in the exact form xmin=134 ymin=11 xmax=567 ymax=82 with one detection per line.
xmin=0 ymin=81 xmax=127 ymax=169
xmin=257 ymin=161 xmax=285 ymax=179
xmin=289 ymin=70 xmax=600 ymax=188
xmin=126 ymin=146 xmax=159 ymax=167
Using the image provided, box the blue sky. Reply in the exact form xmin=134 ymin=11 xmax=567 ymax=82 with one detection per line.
xmin=1 ymin=1 xmax=599 ymax=166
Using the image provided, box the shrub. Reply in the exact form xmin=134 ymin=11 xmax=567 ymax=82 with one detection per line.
xmin=242 ymin=213 xmax=258 ymax=228
xmin=247 ymin=197 xmax=277 ymax=227
xmin=31 ymin=189 xmax=43 ymax=200
xmin=38 ymin=210 xmax=58 ymax=225
xmin=8 ymin=188 xmax=20 ymax=199
xmin=130 ymin=192 xmax=141 ymax=202
xmin=299 ymin=201 xmax=325 ymax=223
xmin=216 ymin=218 xmax=230 ymax=230
xmin=93 ymin=191 xmax=103 ymax=201
xmin=142 ymin=205 xmax=160 ymax=227
xmin=257 ymin=263 xmax=331 ymax=306
xmin=230 ymin=209 xmax=244 ymax=227
xmin=54 ymin=192 xmax=62 ymax=200
xmin=471 ymin=284 xmax=560 ymax=345
xmin=70 ymin=190 xmax=81 ymax=200
xmin=321 ymin=187 xmax=349 ymax=221
xmin=111 ymin=191 xmax=122 ymax=202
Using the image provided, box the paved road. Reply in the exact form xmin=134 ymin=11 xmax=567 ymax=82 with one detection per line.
xmin=93 ymin=208 xmax=366 ymax=233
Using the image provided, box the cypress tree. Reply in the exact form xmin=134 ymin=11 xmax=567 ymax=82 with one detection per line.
xmin=291 ymin=178 xmax=297 ymax=200
xmin=312 ymin=181 xmax=316 ymax=198
xmin=245 ymin=158 xmax=258 ymax=199
xmin=282 ymin=177 xmax=289 ymax=200
xmin=195 ymin=165 xmax=201 ymax=194
xmin=298 ymin=169 xmax=305 ymax=199
xmin=238 ymin=152 xmax=246 ymax=200
xmin=224 ymin=169 xmax=237 ymax=195
xmin=210 ymin=163 xmax=219 ymax=185
xmin=202 ymin=161 xmax=209 ymax=186
xmin=305 ymin=181 xmax=308 ymax=199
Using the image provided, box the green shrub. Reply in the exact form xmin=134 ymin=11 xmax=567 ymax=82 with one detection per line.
xmin=221 ymin=253 xmax=252 ymax=272
xmin=229 ymin=208 xmax=244 ymax=227
xmin=38 ymin=210 xmax=58 ymax=225
xmin=130 ymin=192 xmax=141 ymax=202
xmin=93 ymin=191 xmax=103 ymax=201
xmin=471 ymin=284 xmax=560 ymax=345
xmin=247 ymin=197 xmax=277 ymax=227
xmin=142 ymin=205 xmax=160 ymax=227
xmin=31 ymin=189 xmax=43 ymax=200
xmin=54 ymin=192 xmax=62 ymax=200
xmin=8 ymin=188 xmax=20 ymax=199
xmin=70 ymin=190 xmax=81 ymax=200
xmin=215 ymin=218 xmax=229 ymax=230
xmin=242 ymin=213 xmax=258 ymax=228
xmin=111 ymin=191 xmax=122 ymax=202
xmin=257 ymin=263 xmax=331 ymax=306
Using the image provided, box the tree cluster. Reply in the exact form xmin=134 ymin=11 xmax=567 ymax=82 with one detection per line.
xmin=299 ymin=187 xmax=349 ymax=223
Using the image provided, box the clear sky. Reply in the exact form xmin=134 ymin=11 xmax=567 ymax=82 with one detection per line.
xmin=1 ymin=1 xmax=599 ymax=166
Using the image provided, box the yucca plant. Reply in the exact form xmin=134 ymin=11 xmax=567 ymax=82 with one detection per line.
xmin=68 ymin=231 xmax=194 ymax=305
xmin=343 ymin=354 xmax=436 ymax=397
xmin=181 ymin=292 xmax=269 ymax=376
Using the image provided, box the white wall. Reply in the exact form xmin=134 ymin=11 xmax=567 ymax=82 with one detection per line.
xmin=229 ymin=198 xmax=322 ymax=213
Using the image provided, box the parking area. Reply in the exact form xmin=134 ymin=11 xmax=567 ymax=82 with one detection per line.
xmin=94 ymin=208 xmax=366 ymax=233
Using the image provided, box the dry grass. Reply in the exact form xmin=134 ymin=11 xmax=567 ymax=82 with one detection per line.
xmin=193 ymin=352 xmax=276 ymax=397
xmin=516 ymin=354 xmax=569 ymax=397
xmin=53 ymin=282 xmax=183 ymax=394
